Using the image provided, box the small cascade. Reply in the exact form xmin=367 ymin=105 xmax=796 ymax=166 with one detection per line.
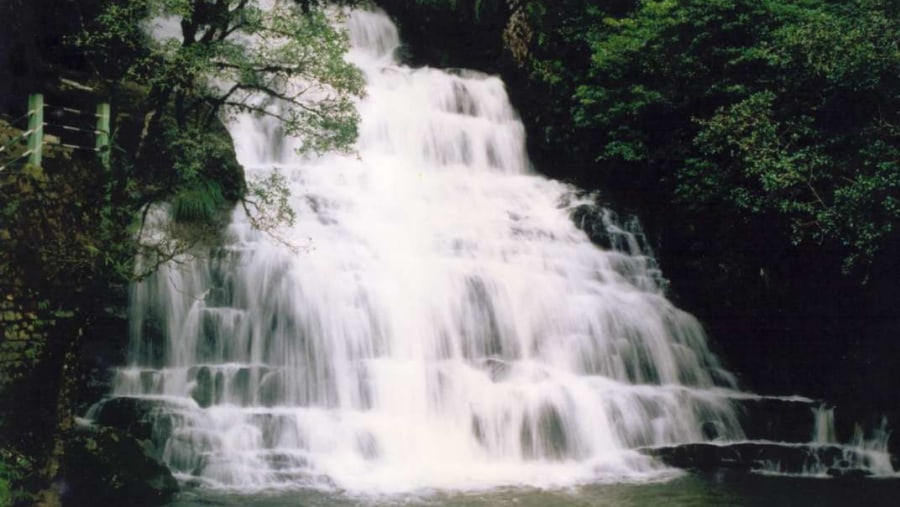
xmin=86 ymin=6 xmax=895 ymax=493
xmin=814 ymin=405 xmax=838 ymax=445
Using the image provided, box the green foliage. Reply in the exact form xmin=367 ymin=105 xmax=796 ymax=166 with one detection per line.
xmin=172 ymin=180 xmax=225 ymax=224
xmin=0 ymin=448 xmax=35 ymax=506
xmin=76 ymin=1 xmax=154 ymax=81
xmin=163 ymin=128 xmax=233 ymax=226
xmin=82 ymin=0 xmax=364 ymax=154
xmin=0 ymin=475 xmax=8 ymax=507
xmin=523 ymin=0 xmax=900 ymax=276
xmin=69 ymin=0 xmax=369 ymax=277
xmin=242 ymin=170 xmax=296 ymax=244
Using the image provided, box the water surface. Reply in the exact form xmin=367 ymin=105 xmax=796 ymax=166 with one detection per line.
xmin=169 ymin=473 xmax=900 ymax=506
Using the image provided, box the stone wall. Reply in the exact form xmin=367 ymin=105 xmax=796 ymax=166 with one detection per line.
xmin=0 ymin=291 xmax=75 ymax=388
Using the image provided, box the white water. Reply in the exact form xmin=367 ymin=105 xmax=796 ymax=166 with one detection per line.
xmin=814 ymin=406 xmax=838 ymax=445
xmin=89 ymin=8 xmax=891 ymax=494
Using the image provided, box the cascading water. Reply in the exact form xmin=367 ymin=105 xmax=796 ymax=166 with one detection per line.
xmin=86 ymin=8 xmax=893 ymax=493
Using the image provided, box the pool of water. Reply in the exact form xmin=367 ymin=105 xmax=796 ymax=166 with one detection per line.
xmin=168 ymin=472 xmax=900 ymax=506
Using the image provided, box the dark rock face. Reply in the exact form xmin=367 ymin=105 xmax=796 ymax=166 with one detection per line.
xmin=89 ymin=396 xmax=191 ymax=455
xmin=61 ymin=427 xmax=178 ymax=506
xmin=377 ymin=0 xmax=512 ymax=74
xmin=642 ymin=442 xmax=876 ymax=477
xmin=90 ymin=397 xmax=163 ymax=441
xmin=735 ymin=398 xmax=819 ymax=443
xmin=191 ymin=367 xmax=214 ymax=408
xmin=570 ymin=204 xmax=614 ymax=251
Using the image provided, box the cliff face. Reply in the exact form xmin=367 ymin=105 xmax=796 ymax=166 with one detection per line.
xmin=374 ymin=0 xmax=900 ymax=419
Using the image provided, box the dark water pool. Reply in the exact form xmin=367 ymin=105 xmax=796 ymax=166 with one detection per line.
xmin=168 ymin=472 xmax=900 ymax=506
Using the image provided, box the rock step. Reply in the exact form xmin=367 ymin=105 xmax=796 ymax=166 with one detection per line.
xmin=642 ymin=441 xmax=892 ymax=477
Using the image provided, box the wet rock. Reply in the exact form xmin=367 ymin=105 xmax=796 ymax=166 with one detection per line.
xmin=701 ymin=421 xmax=720 ymax=440
xmin=90 ymin=396 xmax=188 ymax=451
xmin=827 ymin=467 xmax=870 ymax=479
xmin=520 ymin=404 xmax=571 ymax=460
xmin=644 ymin=443 xmax=748 ymax=471
xmin=191 ymin=366 xmax=213 ymax=408
xmin=642 ymin=442 xmax=875 ymax=477
xmin=90 ymin=397 xmax=160 ymax=440
xmin=480 ymin=357 xmax=510 ymax=382
xmin=570 ymin=204 xmax=613 ymax=250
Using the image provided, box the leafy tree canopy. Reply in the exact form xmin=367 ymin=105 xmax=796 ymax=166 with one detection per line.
xmin=80 ymin=0 xmax=364 ymax=154
xmin=67 ymin=0 xmax=369 ymax=277
xmin=520 ymin=0 xmax=899 ymax=276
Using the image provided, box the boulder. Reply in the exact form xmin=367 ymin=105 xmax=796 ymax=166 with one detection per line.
xmin=89 ymin=396 xmax=192 ymax=452
xmin=89 ymin=397 xmax=160 ymax=440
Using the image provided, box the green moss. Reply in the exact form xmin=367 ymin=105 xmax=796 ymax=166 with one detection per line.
xmin=171 ymin=180 xmax=226 ymax=224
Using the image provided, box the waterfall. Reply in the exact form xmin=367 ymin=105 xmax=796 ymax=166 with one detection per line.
xmin=813 ymin=406 xmax=837 ymax=445
xmin=88 ymin=8 xmax=889 ymax=493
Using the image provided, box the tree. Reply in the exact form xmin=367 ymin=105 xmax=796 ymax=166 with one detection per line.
xmin=83 ymin=0 xmax=363 ymax=154
xmin=74 ymin=0 xmax=366 ymax=278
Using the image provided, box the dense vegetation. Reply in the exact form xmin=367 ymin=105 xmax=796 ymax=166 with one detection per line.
xmin=521 ymin=0 xmax=899 ymax=276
